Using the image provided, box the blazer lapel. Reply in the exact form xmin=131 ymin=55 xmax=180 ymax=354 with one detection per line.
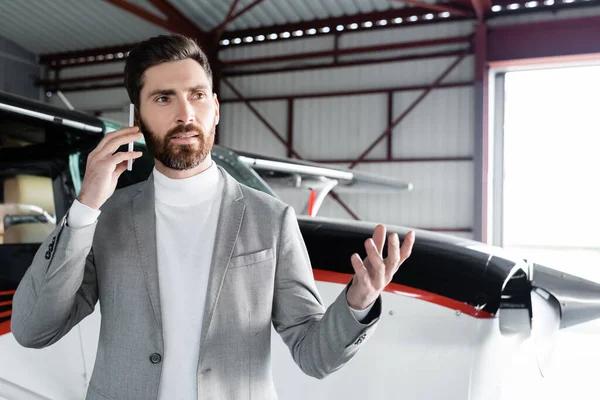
xmin=132 ymin=176 xmax=162 ymax=330
xmin=199 ymin=167 xmax=245 ymax=357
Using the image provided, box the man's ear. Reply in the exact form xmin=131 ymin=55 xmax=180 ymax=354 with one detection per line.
xmin=213 ymin=93 xmax=220 ymax=126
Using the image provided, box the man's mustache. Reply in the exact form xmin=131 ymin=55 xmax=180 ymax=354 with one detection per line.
xmin=166 ymin=123 xmax=204 ymax=139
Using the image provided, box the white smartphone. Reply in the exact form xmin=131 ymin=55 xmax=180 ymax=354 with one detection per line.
xmin=127 ymin=103 xmax=135 ymax=171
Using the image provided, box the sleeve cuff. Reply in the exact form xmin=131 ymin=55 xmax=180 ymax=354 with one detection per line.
xmin=67 ymin=199 xmax=101 ymax=229
xmin=348 ymin=301 xmax=375 ymax=323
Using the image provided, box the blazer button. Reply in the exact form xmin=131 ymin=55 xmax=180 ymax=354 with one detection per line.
xmin=149 ymin=353 xmax=162 ymax=364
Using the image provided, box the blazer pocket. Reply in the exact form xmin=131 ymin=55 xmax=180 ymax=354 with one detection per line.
xmin=229 ymin=248 xmax=274 ymax=268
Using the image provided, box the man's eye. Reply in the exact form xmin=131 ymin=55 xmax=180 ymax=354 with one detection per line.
xmin=156 ymin=96 xmax=168 ymax=103
xmin=193 ymin=92 xmax=205 ymax=99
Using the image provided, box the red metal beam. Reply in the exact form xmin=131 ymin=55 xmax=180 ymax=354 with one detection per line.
xmin=213 ymin=0 xmax=265 ymax=36
xmin=308 ymin=156 xmax=473 ymax=164
xmin=39 ymin=73 xmax=123 ymax=86
xmin=488 ymin=15 xmax=600 ymax=62
xmin=104 ymin=0 xmax=205 ymax=42
xmin=58 ymin=83 xmax=125 ymax=92
xmin=221 ymin=6 xmax=470 ymax=41
xmin=40 ymin=43 xmax=136 ymax=66
xmin=104 ymin=0 xmax=178 ymax=32
xmin=41 ymin=47 xmax=469 ymax=76
xmin=148 ymin=0 xmax=203 ymax=39
xmin=222 ymin=77 xmax=361 ymax=220
xmin=38 ymin=74 xmax=472 ymax=96
xmin=328 ymin=192 xmax=361 ymax=221
xmin=220 ymin=81 xmax=473 ymax=103
xmin=393 ymin=0 xmax=473 ymax=17
xmin=348 ymin=52 xmax=468 ymax=169
xmin=222 ymin=36 xmax=469 ymax=67
xmin=215 ymin=0 xmax=243 ymax=37
xmin=223 ymin=49 xmax=471 ymax=77
xmin=38 ymin=17 xmax=469 ymax=69
xmin=470 ymin=0 xmax=491 ymax=21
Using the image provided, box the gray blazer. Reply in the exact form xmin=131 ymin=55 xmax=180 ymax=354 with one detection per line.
xmin=11 ymin=166 xmax=381 ymax=400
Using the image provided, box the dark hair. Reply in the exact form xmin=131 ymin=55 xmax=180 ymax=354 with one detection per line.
xmin=124 ymin=34 xmax=213 ymax=109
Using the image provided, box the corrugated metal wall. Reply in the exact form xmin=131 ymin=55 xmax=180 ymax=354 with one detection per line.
xmin=0 ymin=36 xmax=40 ymax=99
xmin=23 ymin=6 xmax=600 ymax=242
xmin=38 ymin=20 xmax=478 ymax=238
xmin=47 ymin=61 xmax=131 ymax=123
xmin=219 ymin=21 xmax=476 ymax=238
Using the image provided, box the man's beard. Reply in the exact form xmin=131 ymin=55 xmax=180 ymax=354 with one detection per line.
xmin=140 ymin=118 xmax=216 ymax=171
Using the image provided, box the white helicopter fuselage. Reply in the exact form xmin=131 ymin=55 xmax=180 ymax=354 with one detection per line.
xmin=2 ymin=276 xmax=600 ymax=400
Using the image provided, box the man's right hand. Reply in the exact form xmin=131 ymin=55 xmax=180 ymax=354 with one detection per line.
xmin=77 ymin=127 xmax=144 ymax=210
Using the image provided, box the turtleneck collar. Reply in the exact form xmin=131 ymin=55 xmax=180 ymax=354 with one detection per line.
xmin=152 ymin=162 xmax=221 ymax=207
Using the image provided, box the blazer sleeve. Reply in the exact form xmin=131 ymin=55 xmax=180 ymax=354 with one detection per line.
xmin=271 ymin=206 xmax=382 ymax=379
xmin=11 ymin=216 xmax=99 ymax=349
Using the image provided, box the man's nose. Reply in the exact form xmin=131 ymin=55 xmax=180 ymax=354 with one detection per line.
xmin=176 ymin=101 xmax=195 ymax=124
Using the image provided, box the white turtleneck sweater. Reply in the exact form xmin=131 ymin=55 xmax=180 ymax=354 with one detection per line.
xmin=151 ymin=162 xmax=222 ymax=399
xmin=66 ymin=161 xmax=371 ymax=399
xmin=69 ymin=162 xmax=222 ymax=399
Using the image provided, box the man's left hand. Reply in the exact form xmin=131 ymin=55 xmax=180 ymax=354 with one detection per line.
xmin=347 ymin=225 xmax=415 ymax=310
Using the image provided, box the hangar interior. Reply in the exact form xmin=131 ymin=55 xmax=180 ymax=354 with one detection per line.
xmin=2 ymin=1 xmax=599 ymax=256
xmin=1 ymin=0 xmax=600 ymax=398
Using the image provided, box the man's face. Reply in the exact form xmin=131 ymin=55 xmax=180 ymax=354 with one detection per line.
xmin=138 ymin=59 xmax=219 ymax=171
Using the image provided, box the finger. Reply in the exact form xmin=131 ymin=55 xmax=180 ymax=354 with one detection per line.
xmin=400 ymin=231 xmax=416 ymax=262
xmin=108 ymin=151 xmax=143 ymax=168
xmin=364 ymin=238 xmax=385 ymax=279
xmin=385 ymin=233 xmax=401 ymax=274
xmin=95 ymin=126 xmax=140 ymax=153
xmin=350 ymin=253 xmax=368 ymax=282
xmin=99 ymin=131 xmax=144 ymax=158
xmin=113 ymin=160 xmax=129 ymax=177
xmin=372 ymin=224 xmax=386 ymax=254
xmin=95 ymin=127 xmax=142 ymax=154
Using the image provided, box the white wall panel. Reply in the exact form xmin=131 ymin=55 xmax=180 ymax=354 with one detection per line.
xmin=220 ymin=36 xmax=334 ymax=61
xmin=56 ymin=62 xmax=126 ymax=79
xmin=46 ymin=22 xmax=478 ymax=237
xmin=274 ymin=160 xmax=474 ymax=234
xmin=223 ymin=57 xmax=335 ymax=74
xmin=312 ymin=161 xmax=474 ymax=229
xmin=221 ymin=55 xmax=473 ymax=99
xmin=391 ymin=86 xmax=474 ymax=157
xmin=218 ymin=25 xmax=476 ymax=236
xmin=219 ymin=101 xmax=288 ymax=157
xmin=48 ymin=87 xmax=130 ymax=122
xmin=294 ymin=94 xmax=387 ymax=160
xmin=337 ymin=42 xmax=468 ymax=63
xmin=0 ymin=0 xmax=167 ymax=54
xmin=340 ymin=21 xmax=474 ymax=48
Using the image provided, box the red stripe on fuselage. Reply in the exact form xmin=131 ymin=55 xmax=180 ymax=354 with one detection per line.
xmin=0 ymin=271 xmax=494 ymax=338
xmin=0 ymin=320 xmax=10 ymax=336
xmin=312 ymin=269 xmax=494 ymax=319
